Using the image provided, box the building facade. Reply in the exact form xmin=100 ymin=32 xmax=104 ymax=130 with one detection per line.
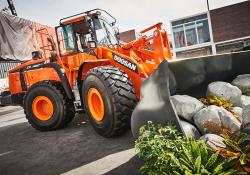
xmin=171 ymin=1 xmax=250 ymax=59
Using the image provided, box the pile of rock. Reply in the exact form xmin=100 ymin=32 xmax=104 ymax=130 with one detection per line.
xmin=171 ymin=74 xmax=250 ymax=149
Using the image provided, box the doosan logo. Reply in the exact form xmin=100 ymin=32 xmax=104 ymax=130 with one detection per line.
xmin=113 ymin=55 xmax=138 ymax=73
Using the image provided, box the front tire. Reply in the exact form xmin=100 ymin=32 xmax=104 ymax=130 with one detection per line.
xmin=83 ymin=66 xmax=136 ymax=137
xmin=24 ymin=81 xmax=75 ymax=131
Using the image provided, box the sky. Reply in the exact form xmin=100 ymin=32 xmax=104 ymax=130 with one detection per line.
xmin=0 ymin=0 xmax=247 ymax=33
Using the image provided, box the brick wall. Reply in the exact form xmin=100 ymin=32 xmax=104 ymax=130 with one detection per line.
xmin=210 ymin=1 xmax=250 ymax=42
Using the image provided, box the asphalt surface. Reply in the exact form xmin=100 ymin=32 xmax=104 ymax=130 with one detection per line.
xmin=0 ymin=107 xmax=142 ymax=175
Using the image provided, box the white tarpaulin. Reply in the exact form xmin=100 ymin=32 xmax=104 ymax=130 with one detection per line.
xmin=0 ymin=11 xmax=40 ymax=61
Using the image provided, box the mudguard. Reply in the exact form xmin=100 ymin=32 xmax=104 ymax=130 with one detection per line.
xmin=131 ymin=51 xmax=250 ymax=138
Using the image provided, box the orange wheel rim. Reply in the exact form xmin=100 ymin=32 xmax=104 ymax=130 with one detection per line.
xmin=32 ymin=96 xmax=54 ymax=121
xmin=87 ymin=88 xmax=104 ymax=122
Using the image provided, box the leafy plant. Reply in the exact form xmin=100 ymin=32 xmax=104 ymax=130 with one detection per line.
xmin=220 ymin=131 xmax=250 ymax=173
xmin=135 ymin=121 xmax=183 ymax=174
xmin=200 ymin=96 xmax=233 ymax=111
xmin=135 ymin=121 xmax=244 ymax=175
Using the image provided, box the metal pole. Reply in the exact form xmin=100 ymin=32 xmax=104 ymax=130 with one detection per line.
xmin=207 ymin=0 xmax=210 ymax=11
xmin=7 ymin=0 xmax=17 ymax=16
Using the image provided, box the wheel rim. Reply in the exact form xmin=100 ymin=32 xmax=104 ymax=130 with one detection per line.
xmin=32 ymin=96 xmax=54 ymax=121
xmin=87 ymin=88 xmax=105 ymax=122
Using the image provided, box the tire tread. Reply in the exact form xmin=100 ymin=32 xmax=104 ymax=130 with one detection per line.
xmin=86 ymin=66 xmax=137 ymax=137
xmin=24 ymin=81 xmax=75 ymax=131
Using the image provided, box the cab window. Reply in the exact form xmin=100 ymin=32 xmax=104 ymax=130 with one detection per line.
xmin=57 ymin=24 xmax=77 ymax=56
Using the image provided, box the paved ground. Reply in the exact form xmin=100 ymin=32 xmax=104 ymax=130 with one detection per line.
xmin=0 ymin=107 xmax=142 ymax=175
xmin=0 ymin=106 xmax=22 ymax=116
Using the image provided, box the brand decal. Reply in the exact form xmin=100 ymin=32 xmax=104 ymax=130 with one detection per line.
xmin=113 ymin=54 xmax=138 ymax=73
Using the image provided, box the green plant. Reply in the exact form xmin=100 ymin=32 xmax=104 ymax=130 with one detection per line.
xmin=200 ymin=96 xmax=233 ymax=111
xmin=135 ymin=121 xmax=183 ymax=174
xmin=220 ymin=132 xmax=250 ymax=173
xmin=135 ymin=121 xmax=246 ymax=175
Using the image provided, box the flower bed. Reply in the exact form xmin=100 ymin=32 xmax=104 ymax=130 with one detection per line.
xmin=135 ymin=122 xmax=250 ymax=175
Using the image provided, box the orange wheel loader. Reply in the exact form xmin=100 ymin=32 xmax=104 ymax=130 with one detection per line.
xmin=0 ymin=9 xmax=172 ymax=137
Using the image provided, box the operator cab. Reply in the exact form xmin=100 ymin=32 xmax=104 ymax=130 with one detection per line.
xmin=56 ymin=9 xmax=119 ymax=56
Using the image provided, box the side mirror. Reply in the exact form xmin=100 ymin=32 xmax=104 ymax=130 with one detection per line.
xmin=87 ymin=41 xmax=97 ymax=49
xmin=32 ymin=51 xmax=43 ymax=60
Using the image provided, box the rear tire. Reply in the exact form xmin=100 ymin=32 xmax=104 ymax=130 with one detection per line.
xmin=24 ymin=81 xmax=75 ymax=131
xmin=83 ymin=66 xmax=136 ymax=137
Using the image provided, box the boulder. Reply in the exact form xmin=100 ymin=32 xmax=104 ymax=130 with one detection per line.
xmin=240 ymin=95 xmax=250 ymax=107
xmin=193 ymin=105 xmax=222 ymax=134
xmin=232 ymin=74 xmax=250 ymax=94
xmin=242 ymin=105 xmax=250 ymax=134
xmin=200 ymin=134 xmax=226 ymax=151
xmin=206 ymin=81 xmax=242 ymax=106
xmin=232 ymin=107 xmax=243 ymax=122
xmin=232 ymin=107 xmax=243 ymax=117
xmin=219 ymin=107 xmax=241 ymax=132
xmin=171 ymin=95 xmax=204 ymax=122
xmin=180 ymin=120 xmax=201 ymax=139
xmin=193 ymin=105 xmax=241 ymax=134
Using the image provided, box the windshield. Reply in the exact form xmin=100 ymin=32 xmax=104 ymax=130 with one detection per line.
xmin=93 ymin=17 xmax=118 ymax=46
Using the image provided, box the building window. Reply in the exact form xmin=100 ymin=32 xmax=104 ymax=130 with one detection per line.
xmin=197 ymin=20 xmax=210 ymax=44
xmin=173 ymin=25 xmax=186 ymax=48
xmin=185 ymin=22 xmax=198 ymax=46
xmin=172 ymin=14 xmax=211 ymax=49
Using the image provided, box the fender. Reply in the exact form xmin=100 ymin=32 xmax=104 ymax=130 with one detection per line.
xmin=39 ymin=63 xmax=74 ymax=100
xmin=77 ymin=59 xmax=110 ymax=82
xmin=77 ymin=59 xmax=110 ymax=106
xmin=14 ymin=62 xmax=74 ymax=100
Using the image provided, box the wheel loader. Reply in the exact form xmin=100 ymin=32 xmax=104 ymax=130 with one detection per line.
xmin=1 ymin=9 xmax=249 ymax=140
xmin=0 ymin=9 xmax=172 ymax=137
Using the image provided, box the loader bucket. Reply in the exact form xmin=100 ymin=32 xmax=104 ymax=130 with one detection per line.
xmin=131 ymin=51 xmax=250 ymax=138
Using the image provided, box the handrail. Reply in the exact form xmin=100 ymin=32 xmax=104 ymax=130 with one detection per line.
xmin=140 ymin=22 xmax=163 ymax=34
xmin=59 ymin=8 xmax=116 ymax=26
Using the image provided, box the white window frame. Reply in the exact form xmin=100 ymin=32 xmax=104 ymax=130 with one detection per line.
xmin=171 ymin=12 xmax=215 ymax=58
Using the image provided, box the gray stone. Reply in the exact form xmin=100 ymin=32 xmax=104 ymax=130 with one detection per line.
xmin=219 ymin=107 xmax=241 ymax=133
xmin=180 ymin=120 xmax=201 ymax=140
xmin=193 ymin=105 xmax=241 ymax=134
xmin=242 ymin=105 xmax=250 ymax=134
xmin=193 ymin=105 xmax=222 ymax=134
xmin=240 ymin=95 xmax=250 ymax=107
xmin=232 ymin=107 xmax=243 ymax=122
xmin=232 ymin=107 xmax=243 ymax=117
xmin=232 ymin=74 xmax=250 ymax=94
xmin=206 ymin=81 xmax=242 ymax=106
xmin=171 ymin=95 xmax=204 ymax=122
xmin=200 ymin=134 xmax=226 ymax=151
